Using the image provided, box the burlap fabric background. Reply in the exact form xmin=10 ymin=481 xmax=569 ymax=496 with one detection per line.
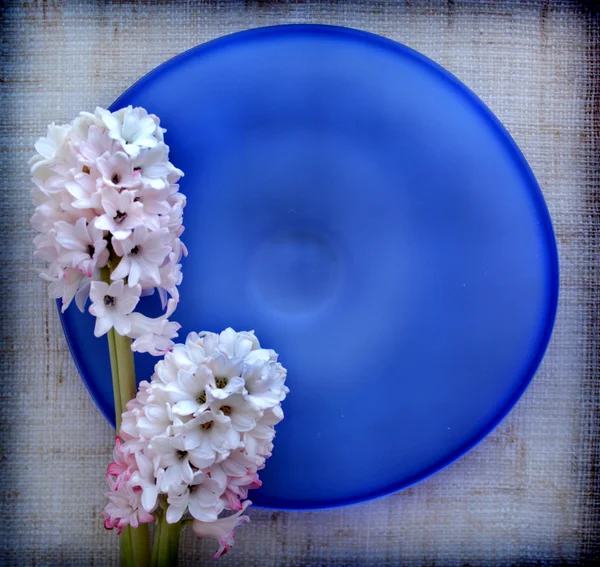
xmin=1 ymin=1 xmax=598 ymax=565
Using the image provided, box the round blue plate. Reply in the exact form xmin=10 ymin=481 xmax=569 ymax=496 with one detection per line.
xmin=59 ymin=25 xmax=559 ymax=510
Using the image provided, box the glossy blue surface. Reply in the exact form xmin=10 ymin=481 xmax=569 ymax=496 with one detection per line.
xmin=59 ymin=25 xmax=559 ymax=510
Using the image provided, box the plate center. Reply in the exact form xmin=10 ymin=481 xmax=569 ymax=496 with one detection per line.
xmin=251 ymin=229 xmax=342 ymax=314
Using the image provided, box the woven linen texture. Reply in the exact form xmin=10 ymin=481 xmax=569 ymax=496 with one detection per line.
xmin=1 ymin=1 xmax=598 ymax=565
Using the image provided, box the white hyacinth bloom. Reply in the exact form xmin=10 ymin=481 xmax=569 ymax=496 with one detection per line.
xmin=111 ymin=226 xmax=170 ymax=287
xmin=104 ymin=329 xmax=288 ymax=557
xmin=94 ymin=187 xmax=144 ymax=240
xmin=96 ymin=151 xmax=140 ymax=190
xmin=31 ymin=106 xmax=186 ymax=356
xmin=88 ymin=280 xmax=141 ymax=337
xmin=209 ymin=393 xmax=261 ymax=433
xmin=100 ymin=106 xmax=163 ymax=157
xmin=165 ymin=365 xmax=214 ymax=417
xmin=166 ymin=473 xmax=223 ymax=523
xmin=55 ymin=217 xmax=109 ymax=277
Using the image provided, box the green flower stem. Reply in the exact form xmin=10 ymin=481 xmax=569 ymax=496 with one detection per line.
xmin=120 ymin=526 xmax=133 ymax=567
xmin=150 ymin=515 xmax=162 ymax=567
xmin=151 ymin=510 xmax=182 ymax=567
xmin=101 ymin=266 xmax=151 ymax=567
xmin=106 ymin=327 xmax=123 ymax=430
xmin=126 ymin=523 xmax=151 ymax=567
xmin=101 ymin=268 xmax=123 ymax=428
xmin=113 ymin=331 xmax=138 ymax=417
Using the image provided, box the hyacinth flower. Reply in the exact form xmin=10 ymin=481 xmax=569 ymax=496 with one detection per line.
xmin=31 ymin=108 xmax=289 ymax=565
xmin=104 ymin=329 xmax=288 ymax=563
xmin=31 ymin=106 xmax=186 ymax=566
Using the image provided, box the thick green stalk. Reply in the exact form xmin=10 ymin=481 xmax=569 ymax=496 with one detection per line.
xmin=151 ymin=511 xmax=182 ymax=567
xmin=106 ymin=327 xmax=123 ymax=430
xmin=120 ymin=526 xmax=133 ymax=567
xmin=101 ymin=267 xmax=123 ymax=429
xmin=159 ymin=515 xmax=169 ymax=566
xmin=101 ymin=265 xmax=151 ymax=567
xmin=166 ymin=521 xmax=182 ymax=566
xmin=113 ymin=331 xmax=138 ymax=416
xmin=113 ymin=331 xmax=151 ymax=567
xmin=150 ymin=515 xmax=162 ymax=567
xmin=128 ymin=524 xmax=151 ymax=567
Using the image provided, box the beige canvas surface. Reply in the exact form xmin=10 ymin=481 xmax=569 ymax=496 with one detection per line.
xmin=1 ymin=1 xmax=598 ymax=565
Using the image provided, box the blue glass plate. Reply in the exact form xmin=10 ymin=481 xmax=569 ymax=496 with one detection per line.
xmin=59 ymin=25 xmax=559 ymax=510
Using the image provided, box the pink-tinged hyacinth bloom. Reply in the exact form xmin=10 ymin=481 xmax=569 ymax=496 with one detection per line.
xmin=106 ymin=437 xmax=136 ymax=490
xmin=222 ymin=473 xmax=261 ymax=511
xmin=130 ymin=451 xmax=161 ymax=513
xmin=207 ymin=450 xmax=260 ymax=511
xmin=103 ymin=475 xmax=154 ymax=534
xmin=192 ymin=500 xmax=251 ymax=559
xmin=101 ymin=328 xmax=288 ymax=558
